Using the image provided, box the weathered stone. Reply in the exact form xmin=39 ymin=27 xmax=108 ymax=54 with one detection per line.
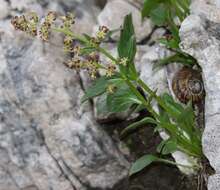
xmin=139 ymin=45 xmax=169 ymax=95
xmin=107 ymin=0 xmax=143 ymax=9
xmin=0 ymin=1 xmax=130 ymax=190
xmin=179 ymin=9 xmax=220 ymax=189
xmin=0 ymin=0 xmax=9 ymax=19
xmin=97 ymin=0 xmax=153 ymax=42
xmin=190 ymin=0 xmax=220 ymax=23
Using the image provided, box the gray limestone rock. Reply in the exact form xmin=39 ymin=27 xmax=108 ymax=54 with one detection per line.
xmin=0 ymin=1 xmax=130 ymax=190
xmin=97 ymin=0 xmax=153 ymax=42
xmin=179 ymin=9 xmax=220 ymax=190
xmin=190 ymin=0 xmax=220 ymax=23
xmin=0 ymin=0 xmax=9 ymax=19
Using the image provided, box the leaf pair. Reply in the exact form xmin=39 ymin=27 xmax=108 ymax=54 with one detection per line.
xmin=82 ymin=76 xmax=141 ymax=114
xmin=118 ymin=14 xmax=138 ymax=80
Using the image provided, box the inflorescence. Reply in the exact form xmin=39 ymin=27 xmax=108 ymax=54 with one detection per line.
xmin=11 ymin=11 xmax=128 ymax=90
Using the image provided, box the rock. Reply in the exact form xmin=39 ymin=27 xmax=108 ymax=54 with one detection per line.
xmin=0 ymin=0 xmax=9 ymax=19
xmin=97 ymin=0 xmax=153 ymax=42
xmin=190 ymin=0 xmax=220 ymax=23
xmin=139 ymin=44 xmax=169 ymax=95
xmin=0 ymin=1 xmax=130 ymax=190
xmin=179 ymin=12 xmax=220 ymax=189
xmin=69 ymin=0 xmax=101 ymax=35
xmin=9 ymin=0 xmax=45 ymax=12
xmin=192 ymin=0 xmax=220 ymax=8
xmin=107 ymin=0 xmax=143 ymax=9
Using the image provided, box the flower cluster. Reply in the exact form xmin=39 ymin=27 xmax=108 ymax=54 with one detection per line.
xmin=64 ymin=52 xmax=99 ymax=79
xmin=106 ymin=64 xmax=116 ymax=77
xmin=63 ymin=36 xmax=74 ymax=52
xmin=60 ymin=13 xmax=75 ymax=29
xmin=96 ymin=26 xmax=109 ymax=41
xmin=62 ymin=24 xmax=112 ymax=79
xmin=39 ymin=11 xmax=56 ymax=41
xmin=11 ymin=12 xmax=39 ymax=37
xmin=119 ymin=57 xmax=128 ymax=66
xmin=88 ymin=25 xmax=110 ymax=48
xmin=84 ymin=53 xmax=100 ymax=79
xmin=11 ymin=11 xmax=57 ymax=41
xmin=107 ymin=84 xmax=117 ymax=94
xmin=11 ymin=11 xmax=119 ymax=83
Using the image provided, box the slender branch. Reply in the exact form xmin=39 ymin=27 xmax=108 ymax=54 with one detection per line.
xmin=157 ymin=158 xmax=201 ymax=170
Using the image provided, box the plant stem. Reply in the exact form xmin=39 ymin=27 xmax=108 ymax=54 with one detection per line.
xmin=137 ymin=79 xmax=168 ymax=112
xmin=53 ymin=27 xmax=118 ymax=63
xmin=96 ymin=46 xmax=118 ymax=62
xmin=53 ymin=27 xmax=87 ymax=43
xmin=124 ymin=79 xmax=159 ymax=119
xmin=157 ymin=158 xmax=201 ymax=170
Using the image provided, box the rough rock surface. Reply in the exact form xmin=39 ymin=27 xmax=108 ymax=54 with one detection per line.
xmin=0 ymin=1 xmax=130 ymax=190
xmin=2 ymin=0 xmax=218 ymax=189
xmin=0 ymin=0 xmax=9 ymax=19
xmin=97 ymin=0 xmax=152 ymax=42
xmin=179 ymin=3 xmax=220 ymax=189
xmin=139 ymin=45 xmax=169 ymax=95
xmin=191 ymin=0 xmax=220 ymax=23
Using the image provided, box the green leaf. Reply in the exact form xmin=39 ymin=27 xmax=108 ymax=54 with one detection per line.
xmin=149 ymin=4 xmax=168 ymax=26
xmin=153 ymin=48 xmax=197 ymax=70
xmin=161 ymin=93 xmax=184 ymax=118
xmin=158 ymin=106 xmax=170 ymax=123
xmin=176 ymin=0 xmax=190 ymax=15
xmin=156 ymin=118 xmax=179 ymax=138
xmin=121 ymin=117 xmax=157 ymax=137
xmin=127 ymin=35 xmax=138 ymax=79
xmin=156 ymin=140 xmax=166 ymax=153
xmin=142 ymin=0 xmax=162 ymax=18
xmin=153 ymin=54 xmax=191 ymax=70
xmin=117 ymin=14 xmax=137 ymax=78
xmin=175 ymin=101 xmax=199 ymax=139
xmin=130 ymin=155 xmax=158 ymax=176
xmin=107 ymin=86 xmax=141 ymax=113
xmin=167 ymin=9 xmax=180 ymax=42
xmin=158 ymin=38 xmax=179 ymax=49
xmin=157 ymin=139 xmax=178 ymax=155
xmin=96 ymin=94 xmax=109 ymax=114
xmin=131 ymin=104 xmax=146 ymax=113
xmin=127 ymin=35 xmax=137 ymax=63
xmin=81 ymin=76 xmax=108 ymax=103
xmin=118 ymin=14 xmax=135 ymax=59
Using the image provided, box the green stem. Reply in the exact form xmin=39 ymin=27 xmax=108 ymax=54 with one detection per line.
xmin=52 ymin=27 xmax=87 ymax=43
xmin=96 ymin=46 xmax=118 ymax=63
xmin=53 ymin=27 xmax=118 ymax=63
xmin=137 ymin=79 xmax=166 ymax=110
xmin=124 ymin=79 xmax=159 ymax=119
xmin=157 ymin=158 xmax=200 ymax=170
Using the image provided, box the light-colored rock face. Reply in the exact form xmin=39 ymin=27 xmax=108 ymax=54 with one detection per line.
xmin=0 ymin=0 xmax=9 ymax=19
xmin=139 ymin=45 xmax=169 ymax=95
xmin=179 ymin=10 xmax=220 ymax=190
xmin=97 ymin=0 xmax=152 ymax=42
xmin=0 ymin=1 xmax=130 ymax=190
xmin=191 ymin=0 xmax=220 ymax=23
xmin=4 ymin=0 xmax=219 ymax=189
